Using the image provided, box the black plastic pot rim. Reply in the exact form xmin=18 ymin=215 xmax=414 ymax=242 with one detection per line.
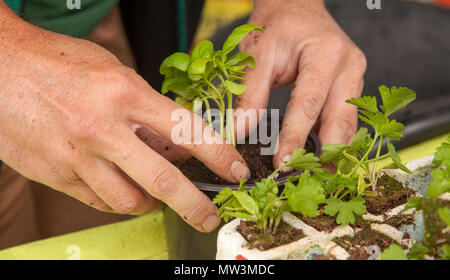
xmin=193 ymin=131 xmax=322 ymax=192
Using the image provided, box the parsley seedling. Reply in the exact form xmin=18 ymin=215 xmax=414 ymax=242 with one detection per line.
xmin=160 ymin=24 xmax=264 ymax=146
xmin=213 ymin=148 xmax=320 ymax=234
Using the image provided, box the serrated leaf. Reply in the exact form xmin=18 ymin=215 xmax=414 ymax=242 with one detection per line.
xmin=346 ymin=96 xmax=379 ymax=113
xmin=222 ymin=24 xmax=264 ymax=55
xmin=434 ymin=135 xmax=450 ymax=167
xmin=428 ymin=168 xmax=450 ymax=198
xmin=320 ymin=144 xmax=347 ymax=163
xmin=225 ymin=80 xmax=246 ymax=95
xmin=212 ymin=187 xmax=233 ymax=205
xmin=285 ymin=148 xmax=321 ymax=171
xmin=380 ymin=244 xmax=408 ymax=260
xmin=287 ymin=172 xmax=326 ymax=217
xmin=191 ymin=40 xmax=214 ymax=60
xmin=324 ymin=197 xmax=366 ymax=226
xmin=160 ymin=52 xmax=191 ymax=76
xmin=379 ymin=85 xmax=416 ymax=116
xmin=388 ymin=143 xmax=412 ymax=173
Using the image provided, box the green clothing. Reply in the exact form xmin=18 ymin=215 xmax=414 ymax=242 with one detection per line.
xmin=5 ymin=0 xmax=119 ymax=38
xmin=4 ymin=0 xmax=21 ymax=14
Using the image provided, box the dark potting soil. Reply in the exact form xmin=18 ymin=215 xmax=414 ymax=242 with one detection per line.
xmin=333 ymin=228 xmax=402 ymax=260
xmin=295 ymin=212 xmax=339 ymax=233
xmin=385 ymin=213 xmax=415 ymax=229
xmin=236 ymin=220 xmax=305 ymax=251
xmin=176 ymin=137 xmax=318 ymax=184
xmin=363 ymin=174 xmax=416 ymax=215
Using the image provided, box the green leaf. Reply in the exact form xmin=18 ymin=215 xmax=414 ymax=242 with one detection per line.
xmin=285 ymin=148 xmax=321 ymax=171
xmin=222 ymin=24 xmax=264 ymax=55
xmin=324 ymin=197 xmax=366 ymax=226
xmin=438 ymin=207 xmax=450 ymax=226
xmin=212 ymin=187 xmax=233 ymax=205
xmin=320 ymin=144 xmax=347 ymax=163
xmin=223 ymin=211 xmax=256 ymax=221
xmin=380 ymin=244 xmax=408 ymax=260
xmin=388 ymin=143 xmax=412 ymax=173
xmin=160 ymin=52 xmax=191 ymax=76
xmin=359 ymin=111 xmax=405 ymax=140
xmin=188 ymin=58 xmax=210 ymax=81
xmin=379 ymin=85 xmax=416 ymax=117
xmin=403 ymin=197 xmax=423 ymax=211
xmin=407 ymin=242 xmax=430 ymax=260
xmin=250 ymin=178 xmax=278 ymax=209
xmin=428 ymin=168 xmax=450 ymax=198
xmin=346 ymin=96 xmax=379 ymax=113
xmin=232 ymin=191 xmax=259 ymax=217
xmin=225 ymin=52 xmax=255 ymax=68
xmin=191 ymin=40 xmax=214 ymax=60
xmin=225 ymin=80 xmax=246 ymax=95
xmin=434 ymin=135 xmax=450 ymax=167
xmin=287 ymin=172 xmax=326 ymax=217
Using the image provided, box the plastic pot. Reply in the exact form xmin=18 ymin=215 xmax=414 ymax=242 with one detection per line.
xmin=163 ymin=132 xmax=321 ymax=260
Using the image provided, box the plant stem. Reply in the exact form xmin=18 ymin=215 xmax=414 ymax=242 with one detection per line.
xmin=345 ymin=133 xmax=379 ymax=178
xmin=226 ymin=90 xmax=236 ymax=146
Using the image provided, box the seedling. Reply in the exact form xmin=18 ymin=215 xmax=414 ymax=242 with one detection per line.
xmin=318 ymin=86 xmax=416 ymax=225
xmin=213 ymin=148 xmax=321 ymax=234
xmin=214 ymin=86 xmax=418 ymax=230
xmin=160 ymin=24 xmax=264 ymax=146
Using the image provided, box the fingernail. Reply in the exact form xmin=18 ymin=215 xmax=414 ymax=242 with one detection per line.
xmin=231 ymin=160 xmax=251 ymax=182
xmin=202 ymin=214 xmax=221 ymax=232
xmin=281 ymin=154 xmax=293 ymax=173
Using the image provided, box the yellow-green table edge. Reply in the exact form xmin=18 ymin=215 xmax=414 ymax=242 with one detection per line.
xmin=0 ymin=134 xmax=448 ymax=260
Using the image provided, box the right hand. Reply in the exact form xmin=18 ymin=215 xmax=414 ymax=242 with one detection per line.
xmin=0 ymin=6 xmax=249 ymax=232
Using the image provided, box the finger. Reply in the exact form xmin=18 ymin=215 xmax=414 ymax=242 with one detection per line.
xmin=53 ymin=180 xmax=114 ymax=213
xmin=274 ymin=48 xmax=341 ymax=170
xmin=104 ymin=131 xmax=221 ymax=232
xmin=76 ymin=158 xmax=161 ymax=215
xmin=233 ymin=51 xmax=274 ymax=141
xmin=135 ymin=126 xmax=191 ymax=163
xmin=319 ymin=75 xmax=364 ymax=146
xmin=128 ymin=87 xmax=250 ymax=183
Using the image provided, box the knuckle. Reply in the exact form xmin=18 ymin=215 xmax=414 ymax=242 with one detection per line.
xmin=337 ymin=114 xmax=357 ymax=144
xmin=150 ymin=165 xmax=178 ymax=198
xmin=300 ymin=92 xmax=324 ymax=121
xmin=325 ymin=35 xmax=347 ymax=56
xmin=211 ymin=142 xmax=228 ymax=161
xmin=183 ymin=198 xmax=210 ymax=223
xmin=111 ymin=195 xmax=141 ymax=214
xmin=350 ymin=48 xmax=367 ymax=74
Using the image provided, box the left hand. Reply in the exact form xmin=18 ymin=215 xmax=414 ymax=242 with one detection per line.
xmin=235 ymin=0 xmax=367 ymax=170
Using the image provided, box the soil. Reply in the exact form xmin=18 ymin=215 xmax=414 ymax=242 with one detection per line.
xmin=236 ymin=220 xmax=305 ymax=251
xmin=385 ymin=213 xmax=415 ymax=229
xmin=333 ymin=228 xmax=400 ymax=260
xmin=363 ymin=174 xmax=416 ymax=215
xmin=175 ymin=139 xmax=315 ymax=184
xmin=295 ymin=212 xmax=339 ymax=233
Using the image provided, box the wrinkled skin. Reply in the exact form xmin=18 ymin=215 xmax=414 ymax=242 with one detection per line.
xmin=235 ymin=0 xmax=367 ymax=171
xmin=0 ymin=3 xmax=251 ymax=232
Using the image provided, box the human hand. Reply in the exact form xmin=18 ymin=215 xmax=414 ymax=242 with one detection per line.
xmin=0 ymin=5 xmax=249 ymax=232
xmin=236 ymin=0 xmax=367 ymax=170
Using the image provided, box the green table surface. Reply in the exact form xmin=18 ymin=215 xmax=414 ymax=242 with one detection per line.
xmin=0 ymin=134 xmax=448 ymax=260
